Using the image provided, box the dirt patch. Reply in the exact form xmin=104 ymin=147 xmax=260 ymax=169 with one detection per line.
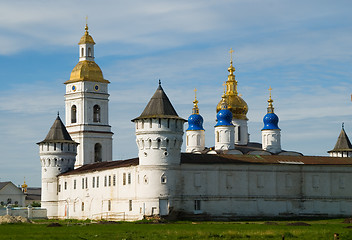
xmin=265 ymin=221 xmax=279 ymax=225
xmin=286 ymin=222 xmax=311 ymax=226
xmin=343 ymin=218 xmax=352 ymax=224
xmin=47 ymin=222 xmax=62 ymax=227
xmin=97 ymin=221 xmax=120 ymax=225
xmin=0 ymin=215 xmax=31 ymax=224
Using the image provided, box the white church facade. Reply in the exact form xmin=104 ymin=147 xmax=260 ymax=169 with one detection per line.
xmin=39 ymin=25 xmax=352 ymax=220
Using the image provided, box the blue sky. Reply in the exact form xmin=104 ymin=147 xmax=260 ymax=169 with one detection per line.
xmin=0 ymin=0 xmax=351 ymax=187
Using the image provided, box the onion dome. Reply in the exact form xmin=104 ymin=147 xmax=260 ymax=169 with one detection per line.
xmin=187 ymin=88 xmax=204 ymax=131
xmin=216 ymin=51 xmax=248 ymax=120
xmin=65 ymin=61 xmax=109 ymax=84
xmin=78 ymin=24 xmax=95 ymax=45
xmin=262 ymin=88 xmax=280 ymax=130
xmin=215 ymin=94 xmax=233 ymax=127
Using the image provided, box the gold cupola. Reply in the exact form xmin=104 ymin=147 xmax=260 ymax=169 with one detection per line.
xmin=65 ymin=24 xmax=109 ymax=84
xmin=78 ymin=24 xmax=95 ymax=45
xmin=216 ymin=49 xmax=248 ymax=120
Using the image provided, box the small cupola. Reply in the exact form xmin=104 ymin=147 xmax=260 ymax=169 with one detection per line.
xmin=187 ymin=88 xmax=204 ymax=131
xmin=262 ymin=87 xmax=280 ymax=131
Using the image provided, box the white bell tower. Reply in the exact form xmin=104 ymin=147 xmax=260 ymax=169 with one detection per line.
xmin=64 ymin=24 xmax=113 ymax=168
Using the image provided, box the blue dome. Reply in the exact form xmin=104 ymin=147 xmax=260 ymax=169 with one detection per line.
xmin=215 ymin=109 xmax=233 ymax=127
xmin=187 ymin=114 xmax=204 ymax=131
xmin=262 ymin=113 xmax=280 ymax=130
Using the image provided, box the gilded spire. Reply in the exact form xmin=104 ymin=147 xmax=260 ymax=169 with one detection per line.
xmin=216 ymin=49 xmax=248 ymax=120
xmin=220 ymin=82 xmax=228 ymax=110
xmin=267 ymin=87 xmax=274 ymax=114
xmin=226 ymin=48 xmax=237 ymax=95
xmin=192 ymin=88 xmax=199 ymax=114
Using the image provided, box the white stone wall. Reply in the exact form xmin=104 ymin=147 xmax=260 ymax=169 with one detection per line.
xmin=39 ymin=142 xmax=77 ymax=218
xmin=232 ymin=119 xmax=248 ymax=145
xmin=262 ymin=129 xmax=281 ymax=154
xmin=215 ymin=126 xmax=234 ymax=150
xmin=54 ymin=161 xmax=352 ymax=220
xmin=135 ymin=118 xmax=184 ymax=166
xmin=186 ymin=130 xmax=205 ymax=152
xmin=65 ymin=81 xmax=113 ymax=167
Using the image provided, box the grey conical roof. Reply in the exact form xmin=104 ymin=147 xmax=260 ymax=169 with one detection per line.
xmin=132 ymin=84 xmax=186 ymax=121
xmin=37 ymin=115 xmax=76 ymax=144
xmin=328 ymin=127 xmax=352 ymax=153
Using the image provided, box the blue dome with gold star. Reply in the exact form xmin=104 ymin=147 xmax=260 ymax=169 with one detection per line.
xmin=262 ymin=88 xmax=280 ymax=130
xmin=215 ymin=109 xmax=233 ymax=127
xmin=187 ymin=114 xmax=204 ymax=131
xmin=187 ymin=88 xmax=205 ymax=131
xmin=262 ymin=112 xmax=280 ymax=130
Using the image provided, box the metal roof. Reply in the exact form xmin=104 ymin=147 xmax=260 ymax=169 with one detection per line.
xmin=328 ymin=127 xmax=352 ymax=152
xmin=180 ymin=153 xmax=352 ymax=165
xmin=37 ymin=115 xmax=77 ymax=144
xmin=132 ymin=84 xmax=186 ymax=121
xmin=60 ymin=158 xmax=139 ymax=176
xmin=0 ymin=182 xmax=11 ymax=191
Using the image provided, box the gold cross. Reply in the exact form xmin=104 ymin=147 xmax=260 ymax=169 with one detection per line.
xmin=229 ymin=48 xmax=234 ymax=62
xmin=194 ymin=88 xmax=197 ymax=99
xmin=86 ymin=16 xmax=88 ymax=25
xmin=269 ymin=86 xmax=272 ymax=97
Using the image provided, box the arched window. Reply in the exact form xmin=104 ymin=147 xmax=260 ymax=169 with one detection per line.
xmin=93 ymin=105 xmax=100 ymax=122
xmin=94 ymin=143 xmax=102 ymax=162
xmin=81 ymin=48 xmax=84 ymax=57
xmin=216 ymin=131 xmax=220 ymax=143
xmin=88 ymin=47 xmax=92 ymax=57
xmin=71 ymin=105 xmax=77 ymax=123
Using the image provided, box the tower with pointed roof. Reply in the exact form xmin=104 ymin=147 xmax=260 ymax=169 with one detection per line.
xmin=132 ymin=82 xmax=186 ymax=165
xmin=64 ymin=24 xmax=113 ymax=168
xmin=216 ymin=50 xmax=249 ymax=145
xmin=37 ymin=115 xmax=78 ymax=218
xmin=261 ymin=88 xmax=281 ymax=154
xmin=186 ymin=89 xmax=205 ymax=152
xmin=328 ymin=123 xmax=352 ymax=157
xmin=215 ymin=93 xmax=235 ymax=150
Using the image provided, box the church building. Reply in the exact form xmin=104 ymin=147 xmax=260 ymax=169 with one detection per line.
xmin=38 ymin=25 xmax=352 ymax=220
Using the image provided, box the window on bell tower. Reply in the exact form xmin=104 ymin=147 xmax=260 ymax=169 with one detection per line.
xmin=94 ymin=143 xmax=102 ymax=162
xmin=71 ymin=105 xmax=77 ymax=123
xmin=93 ymin=105 xmax=101 ymax=122
xmin=88 ymin=47 xmax=92 ymax=57
xmin=81 ymin=48 xmax=84 ymax=57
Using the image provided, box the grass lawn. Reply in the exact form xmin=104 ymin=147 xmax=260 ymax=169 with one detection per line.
xmin=1 ymin=219 xmax=352 ymax=239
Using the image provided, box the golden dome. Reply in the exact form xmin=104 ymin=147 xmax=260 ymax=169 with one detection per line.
xmin=65 ymin=60 xmax=110 ymax=84
xmin=78 ymin=24 xmax=95 ymax=45
xmin=216 ymin=60 xmax=248 ymax=120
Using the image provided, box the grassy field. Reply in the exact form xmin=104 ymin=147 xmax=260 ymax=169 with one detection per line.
xmin=1 ymin=219 xmax=352 ymax=239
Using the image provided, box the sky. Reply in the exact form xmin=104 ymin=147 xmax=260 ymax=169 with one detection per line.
xmin=0 ymin=0 xmax=351 ymax=187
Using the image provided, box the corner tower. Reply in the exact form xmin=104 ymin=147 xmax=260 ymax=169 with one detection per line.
xmin=216 ymin=49 xmax=248 ymax=145
xmin=261 ymin=88 xmax=281 ymax=154
xmin=38 ymin=115 xmax=78 ymax=218
xmin=64 ymin=24 xmax=113 ymax=168
xmin=132 ymin=82 xmax=186 ymax=165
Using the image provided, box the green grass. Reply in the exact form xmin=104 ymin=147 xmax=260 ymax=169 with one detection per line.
xmin=1 ymin=219 xmax=352 ymax=239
